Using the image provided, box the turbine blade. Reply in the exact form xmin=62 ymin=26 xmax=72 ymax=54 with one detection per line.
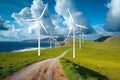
xmin=67 ymin=8 xmax=74 ymax=23
xmin=23 ymin=3 xmax=48 ymax=22
xmin=74 ymin=24 xmax=88 ymax=29
xmin=75 ymin=31 xmax=81 ymax=35
xmin=39 ymin=3 xmax=48 ymax=20
xmin=67 ymin=28 xmax=72 ymax=38
xmin=23 ymin=19 xmax=37 ymax=21
xmin=39 ymin=21 xmax=48 ymax=34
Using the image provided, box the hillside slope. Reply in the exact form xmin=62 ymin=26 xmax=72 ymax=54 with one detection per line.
xmin=104 ymin=36 xmax=120 ymax=42
xmin=94 ymin=36 xmax=111 ymax=42
xmin=61 ymin=37 xmax=120 ymax=80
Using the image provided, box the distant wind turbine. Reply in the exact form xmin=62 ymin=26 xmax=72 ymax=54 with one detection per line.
xmin=54 ymin=38 xmax=58 ymax=48
xmin=80 ymin=29 xmax=86 ymax=45
xmin=76 ymin=26 xmax=87 ymax=49
xmin=49 ymin=29 xmax=56 ymax=48
xmin=23 ymin=3 xmax=48 ymax=56
xmin=49 ymin=28 xmax=52 ymax=49
xmin=66 ymin=8 xmax=88 ymax=58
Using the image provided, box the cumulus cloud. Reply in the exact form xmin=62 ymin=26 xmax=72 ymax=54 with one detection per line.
xmin=0 ymin=0 xmax=65 ymax=40
xmin=84 ymin=24 xmax=120 ymax=40
xmin=54 ymin=0 xmax=94 ymax=34
xmin=104 ymin=0 xmax=120 ymax=32
xmin=1 ymin=0 xmax=98 ymax=41
xmin=11 ymin=0 xmax=94 ymax=40
xmin=31 ymin=0 xmax=45 ymax=18
xmin=51 ymin=14 xmax=68 ymax=36
xmin=0 ymin=27 xmax=49 ymax=41
xmin=93 ymin=24 xmax=114 ymax=36
xmin=0 ymin=16 xmax=14 ymax=30
xmin=12 ymin=0 xmax=54 ymax=35
xmin=12 ymin=7 xmax=32 ymax=27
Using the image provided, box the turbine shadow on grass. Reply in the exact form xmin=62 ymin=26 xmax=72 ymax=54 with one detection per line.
xmin=61 ymin=59 xmax=109 ymax=80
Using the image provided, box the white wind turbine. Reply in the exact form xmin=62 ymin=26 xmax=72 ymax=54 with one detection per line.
xmin=50 ymin=36 xmax=57 ymax=48
xmin=76 ymin=26 xmax=87 ymax=49
xmin=49 ymin=28 xmax=52 ymax=49
xmin=66 ymin=8 xmax=88 ymax=58
xmin=54 ymin=38 xmax=58 ymax=48
xmin=49 ymin=31 xmax=55 ymax=48
xmin=80 ymin=29 xmax=87 ymax=45
xmin=79 ymin=31 xmax=84 ymax=49
xmin=24 ymin=3 xmax=48 ymax=56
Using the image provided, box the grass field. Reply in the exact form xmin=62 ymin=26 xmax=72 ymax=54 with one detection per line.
xmin=61 ymin=37 xmax=120 ymax=80
xmin=0 ymin=47 xmax=68 ymax=80
xmin=0 ymin=37 xmax=120 ymax=80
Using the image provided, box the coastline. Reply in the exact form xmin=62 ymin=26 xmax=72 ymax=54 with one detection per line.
xmin=12 ymin=47 xmax=50 ymax=52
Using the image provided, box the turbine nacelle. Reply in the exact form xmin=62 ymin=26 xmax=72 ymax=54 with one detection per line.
xmin=74 ymin=24 xmax=88 ymax=29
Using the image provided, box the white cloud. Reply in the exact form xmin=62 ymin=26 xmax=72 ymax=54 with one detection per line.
xmin=0 ymin=16 xmax=14 ymax=30
xmin=12 ymin=0 xmax=76 ymax=38
xmin=54 ymin=0 xmax=94 ymax=34
xmin=12 ymin=7 xmax=32 ymax=27
xmin=10 ymin=0 xmax=94 ymax=41
xmin=0 ymin=27 xmax=49 ymax=41
xmin=1 ymin=0 xmax=97 ymax=41
xmin=12 ymin=0 xmax=54 ymax=35
xmin=0 ymin=0 xmax=54 ymax=41
xmin=0 ymin=29 xmax=20 ymax=40
xmin=30 ymin=0 xmax=45 ymax=18
xmin=105 ymin=0 xmax=120 ymax=32
xmin=93 ymin=24 xmax=114 ymax=36
xmin=54 ymin=26 xmax=68 ymax=36
xmin=51 ymin=14 xmax=68 ymax=36
xmin=87 ymin=24 xmax=120 ymax=40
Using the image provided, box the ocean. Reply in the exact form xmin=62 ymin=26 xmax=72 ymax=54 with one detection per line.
xmin=0 ymin=41 xmax=52 ymax=53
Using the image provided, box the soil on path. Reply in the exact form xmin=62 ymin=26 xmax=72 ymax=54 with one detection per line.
xmin=4 ymin=50 xmax=69 ymax=80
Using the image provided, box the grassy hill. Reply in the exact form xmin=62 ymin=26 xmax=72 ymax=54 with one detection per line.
xmin=61 ymin=37 xmax=120 ymax=80
xmin=104 ymin=36 xmax=120 ymax=42
xmin=0 ymin=37 xmax=120 ymax=80
xmin=94 ymin=36 xmax=111 ymax=42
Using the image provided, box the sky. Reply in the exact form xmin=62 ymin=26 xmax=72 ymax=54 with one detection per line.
xmin=0 ymin=0 xmax=120 ymax=41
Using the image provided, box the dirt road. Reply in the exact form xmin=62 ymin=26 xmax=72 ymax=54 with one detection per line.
xmin=4 ymin=50 xmax=69 ymax=80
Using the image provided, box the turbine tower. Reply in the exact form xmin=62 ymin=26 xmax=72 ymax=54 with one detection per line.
xmin=24 ymin=3 xmax=48 ymax=56
xmin=49 ymin=28 xmax=52 ymax=49
xmin=66 ymin=8 xmax=87 ymax=58
xmin=78 ymin=26 xmax=87 ymax=49
xmin=54 ymin=38 xmax=58 ymax=48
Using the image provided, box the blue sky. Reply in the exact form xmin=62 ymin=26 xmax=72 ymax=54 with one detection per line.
xmin=0 ymin=0 xmax=109 ymax=25
xmin=75 ymin=0 xmax=110 ymax=25
xmin=0 ymin=0 xmax=120 ymax=41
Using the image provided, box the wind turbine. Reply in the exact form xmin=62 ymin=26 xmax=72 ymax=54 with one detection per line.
xmin=80 ymin=30 xmax=86 ymax=45
xmin=76 ymin=26 xmax=87 ymax=49
xmin=49 ymin=28 xmax=52 ymax=49
xmin=66 ymin=8 xmax=88 ymax=58
xmin=54 ymin=38 xmax=58 ymax=48
xmin=23 ymin=3 xmax=48 ymax=56
xmin=49 ymin=29 xmax=56 ymax=48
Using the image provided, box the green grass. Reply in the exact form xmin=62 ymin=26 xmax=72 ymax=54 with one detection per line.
xmin=60 ymin=59 xmax=108 ymax=80
xmin=61 ymin=37 xmax=120 ymax=80
xmin=0 ymin=37 xmax=120 ymax=80
xmin=0 ymin=47 xmax=68 ymax=80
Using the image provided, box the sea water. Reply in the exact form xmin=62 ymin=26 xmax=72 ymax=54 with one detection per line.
xmin=0 ymin=41 xmax=52 ymax=53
